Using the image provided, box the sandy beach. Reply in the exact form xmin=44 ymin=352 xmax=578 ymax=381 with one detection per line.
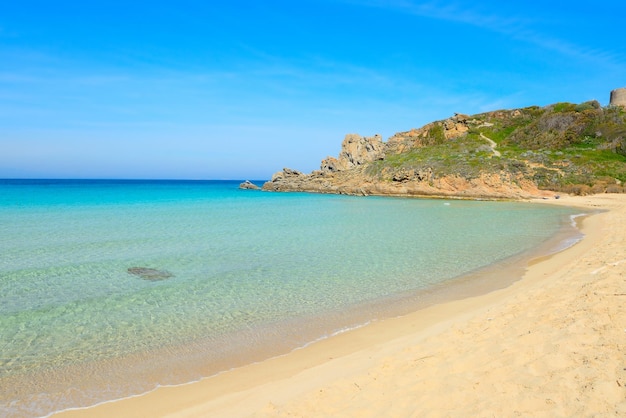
xmin=56 ymin=193 xmax=626 ymax=418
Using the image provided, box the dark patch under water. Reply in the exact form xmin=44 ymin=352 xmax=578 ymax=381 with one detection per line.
xmin=127 ymin=267 xmax=174 ymax=281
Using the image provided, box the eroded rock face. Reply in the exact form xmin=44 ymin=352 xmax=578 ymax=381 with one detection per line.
xmin=337 ymin=133 xmax=385 ymax=169
xmin=263 ymin=134 xmax=384 ymax=193
xmin=320 ymin=156 xmax=344 ymax=173
xmin=127 ymin=267 xmax=173 ymax=281
xmin=386 ymin=113 xmax=476 ymax=153
xmin=262 ymin=164 xmax=546 ymax=199
xmin=389 ymin=168 xmax=433 ymax=183
xmin=442 ymin=113 xmax=471 ymax=139
xmin=320 ymin=134 xmax=385 ymax=173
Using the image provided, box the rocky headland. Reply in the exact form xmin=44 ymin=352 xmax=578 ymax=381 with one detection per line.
xmin=263 ymin=99 xmax=626 ymax=199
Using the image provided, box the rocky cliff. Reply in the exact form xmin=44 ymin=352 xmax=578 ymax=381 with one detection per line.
xmin=263 ymin=100 xmax=626 ymax=199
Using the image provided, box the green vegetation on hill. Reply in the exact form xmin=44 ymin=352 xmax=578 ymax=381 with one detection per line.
xmin=365 ymin=101 xmax=626 ymax=195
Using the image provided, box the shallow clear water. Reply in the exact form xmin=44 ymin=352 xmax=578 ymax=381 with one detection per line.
xmin=0 ymin=180 xmax=580 ymax=417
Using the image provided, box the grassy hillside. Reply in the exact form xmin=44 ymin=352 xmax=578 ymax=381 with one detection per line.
xmin=366 ymin=101 xmax=626 ymax=195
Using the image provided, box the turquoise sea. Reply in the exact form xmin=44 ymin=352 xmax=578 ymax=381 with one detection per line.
xmin=0 ymin=179 xmax=582 ymax=417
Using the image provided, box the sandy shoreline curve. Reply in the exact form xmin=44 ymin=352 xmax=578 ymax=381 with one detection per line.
xmin=55 ymin=194 xmax=626 ymax=417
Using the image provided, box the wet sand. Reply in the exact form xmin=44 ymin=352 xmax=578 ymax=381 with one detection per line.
xmin=55 ymin=194 xmax=626 ymax=417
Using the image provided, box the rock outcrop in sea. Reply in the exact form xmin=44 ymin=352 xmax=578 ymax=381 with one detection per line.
xmin=239 ymin=180 xmax=261 ymax=190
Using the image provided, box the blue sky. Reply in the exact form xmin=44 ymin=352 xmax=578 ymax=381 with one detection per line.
xmin=1 ymin=0 xmax=625 ymax=179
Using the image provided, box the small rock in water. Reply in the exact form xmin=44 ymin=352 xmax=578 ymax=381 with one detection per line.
xmin=127 ymin=267 xmax=173 ymax=281
xmin=239 ymin=180 xmax=261 ymax=190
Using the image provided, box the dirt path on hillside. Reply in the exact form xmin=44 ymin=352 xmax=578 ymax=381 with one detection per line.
xmin=480 ymin=132 xmax=501 ymax=157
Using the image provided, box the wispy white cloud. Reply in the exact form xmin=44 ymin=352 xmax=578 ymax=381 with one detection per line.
xmin=0 ymin=72 xmax=43 ymax=83
xmin=342 ymin=0 xmax=529 ymax=31
xmin=516 ymin=31 xmax=625 ymax=68
xmin=341 ymin=0 xmax=626 ymax=69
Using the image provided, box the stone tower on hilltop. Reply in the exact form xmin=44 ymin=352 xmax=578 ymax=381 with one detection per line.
xmin=610 ymin=87 xmax=626 ymax=108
